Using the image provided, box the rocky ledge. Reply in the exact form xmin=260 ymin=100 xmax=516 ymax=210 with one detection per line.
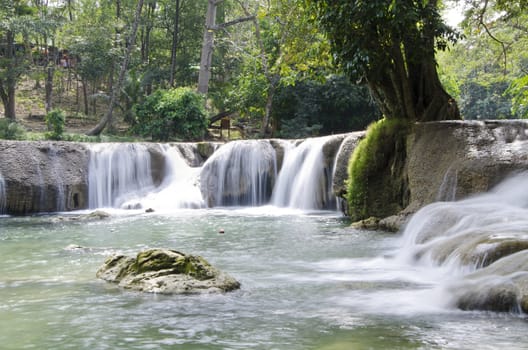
xmin=96 ymin=248 xmax=241 ymax=294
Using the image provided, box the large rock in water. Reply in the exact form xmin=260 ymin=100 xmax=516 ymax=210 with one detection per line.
xmin=96 ymin=248 xmax=241 ymax=294
xmin=449 ymin=250 xmax=528 ymax=313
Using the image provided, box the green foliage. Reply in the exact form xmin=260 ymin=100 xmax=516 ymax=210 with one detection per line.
xmin=306 ymin=0 xmax=463 ymax=121
xmin=508 ymin=75 xmax=528 ymax=118
xmin=459 ymin=80 xmax=513 ymax=119
xmin=133 ymin=87 xmax=207 ymax=141
xmin=45 ymin=109 xmax=66 ymax=140
xmin=273 ymin=75 xmax=379 ymax=138
xmin=437 ymin=0 xmax=528 ymax=120
xmin=0 ymin=119 xmax=26 ymax=140
xmin=309 ymin=1 xmax=456 ymax=77
xmin=346 ymin=118 xmax=410 ymax=221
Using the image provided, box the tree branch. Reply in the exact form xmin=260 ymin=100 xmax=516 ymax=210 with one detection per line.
xmin=210 ymin=15 xmax=255 ymax=30
xmin=478 ymin=0 xmax=509 ymax=72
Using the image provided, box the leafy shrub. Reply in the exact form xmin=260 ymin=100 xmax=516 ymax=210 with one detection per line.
xmin=0 ymin=119 xmax=26 ymax=140
xmin=45 ymin=109 xmax=66 ymax=140
xmin=133 ymin=87 xmax=207 ymax=141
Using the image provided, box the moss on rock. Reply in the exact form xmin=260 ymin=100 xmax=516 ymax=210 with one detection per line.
xmin=96 ymin=248 xmax=240 ymax=294
xmin=346 ymin=118 xmax=411 ymax=221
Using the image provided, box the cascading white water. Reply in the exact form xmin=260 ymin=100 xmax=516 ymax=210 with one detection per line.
xmin=271 ymin=137 xmax=336 ymax=210
xmin=85 ymin=137 xmax=342 ymax=211
xmin=436 ymin=166 xmax=458 ymax=202
xmin=393 ymin=172 xmax=528 ymax=312
xmin=400 ymin=172 xmax=528 ymax=267
xmin=88 ymin=143 xmax=155 ymax=208
xmin=130 ymin=145 xmax=205 ymax=211
xmin=200 ymin=140 xmax=277 ymax=207
xmin=0 ymin=172 xmax=6 ymax=214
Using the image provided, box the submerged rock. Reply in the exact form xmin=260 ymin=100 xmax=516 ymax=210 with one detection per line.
xmin=51 ymin=210 xmax=111 ymax=222
xmin=96 ymin=248 xmax=240 ymax=294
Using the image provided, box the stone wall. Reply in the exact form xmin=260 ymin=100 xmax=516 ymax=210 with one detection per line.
xmin=2 ymin=120 xmax=528 ymax=216
xmin=405 ymin=120 xmax=528 ymax=214
xmin=0 ymin=141 xmax=89 ymax=214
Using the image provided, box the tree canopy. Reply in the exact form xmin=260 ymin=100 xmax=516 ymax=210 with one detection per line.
xmin=307 ymin=0 xmax=463 ymax=122
xmin=0 ymin=0 xmax=527 ymax=140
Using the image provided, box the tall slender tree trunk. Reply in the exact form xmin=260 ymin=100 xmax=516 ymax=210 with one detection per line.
xmin=249 ymin=9 xmax=275 ymax=136
xmin=169 ymin=0 xmax=181 ymax=87
xmin=0 ymin=32 xmax=17 ymax=120
xmin=45 ymin=38 xmax=57 ymax=113
xmin=197 ymin=0 xmax=221 ymax=94
xmin=0 ymin=83 xmax=17 ymax=121
xmin=86 ymin=0 xmax=145 ymax=136
xmin=82 ymin=79 xmax=89 ymax=115
xmin=45 ymin=66 xmax=54 ymax=113
xmin=141 ymin=1 xmax=156 ymax=63
xmin=67 ymin=0 xmax=73 ymax=21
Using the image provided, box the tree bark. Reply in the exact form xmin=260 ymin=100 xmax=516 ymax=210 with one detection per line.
xmin=169 ymin=0 xmax=181 ymax=87
xmin=82 ymin=79 xmax=89 ymax=115
xmin=197 ymin=0 xmax=221 ymax=94
xmin=86 ymin=0 xmax=145 ymax=136
xmin=45 ymin=66 xmax=53 ymax=113
xmin=0 ymin=31 xmax=17 ymax=120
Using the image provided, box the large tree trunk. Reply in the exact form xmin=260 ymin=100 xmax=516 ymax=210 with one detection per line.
xmin=86 ymin=0 xmax=145 ymax=136
xmin=368 ymin=22 xmax=460 ymax=122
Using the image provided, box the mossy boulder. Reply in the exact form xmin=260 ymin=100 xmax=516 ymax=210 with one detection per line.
xmin=96 ymin=248 xmax=240 ymax=294
xmin=346 ymin=118 xmax=411 ymax=221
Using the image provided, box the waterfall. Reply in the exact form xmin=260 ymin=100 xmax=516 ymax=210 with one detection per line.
xmin=200 ymin=140 xmax=278 ymax=207
xmin=48 ymin=145 xmax=66 ymax=211
xmin=85 ymin=136 xmax=344 ymax=211
xmin=400 ymin=172 xmax=528 ymax=266
xmin=32 ymin=155 xmax=46 ymax=210
xmin=88 ymin=143 xmax=155 ymax=209
xmin=395 ymin=172 xmax=528 ymax=312
xmin=271 ymin=137 xmax=336 ymax=210
xmin=0 ymin=172 xmax=5 ymax=214
xmin=436 ymin=166 xmax=458 ymax=202
xmin=134 ymin=145 xmax=204 ymax=211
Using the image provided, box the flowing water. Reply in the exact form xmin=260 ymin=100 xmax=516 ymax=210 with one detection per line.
xmin=88 ymin=143 xmax=155 ymax=209
xmin=2 ymin=138 xmax=528 ymax=349
xmin=1 ymin=206 xmax=527 ymax=350
xmin=271 ymin=137 xmax=336 ymax=210
xmin=0 ymin=171 xmax=5 ymax=214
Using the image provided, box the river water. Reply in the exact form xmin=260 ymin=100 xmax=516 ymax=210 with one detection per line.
xmin=1 ymin=207 xmax=527 ymax=350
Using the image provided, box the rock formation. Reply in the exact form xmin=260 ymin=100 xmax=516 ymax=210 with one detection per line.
xmin=0 ymin=141 xmax=89 ymax=214
xmin=96 ymin=248 xmax=241 ymax=294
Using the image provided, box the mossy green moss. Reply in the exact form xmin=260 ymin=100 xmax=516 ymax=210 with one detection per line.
xmin=346 ymin=118 xmax=411 ymax=221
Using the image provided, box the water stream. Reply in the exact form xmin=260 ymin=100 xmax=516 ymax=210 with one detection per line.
xmin=0 ymin=171 xmax=5 ymax=214
xmin=271 ymin=137 xmax=336 ymax=210
xmin=2 ymin=139 xmax=528 ymax=348
xmin=1 ymin=207 xmax=527 ymax=349
xmin=88 ymin=143 xmax=155 ymax=209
